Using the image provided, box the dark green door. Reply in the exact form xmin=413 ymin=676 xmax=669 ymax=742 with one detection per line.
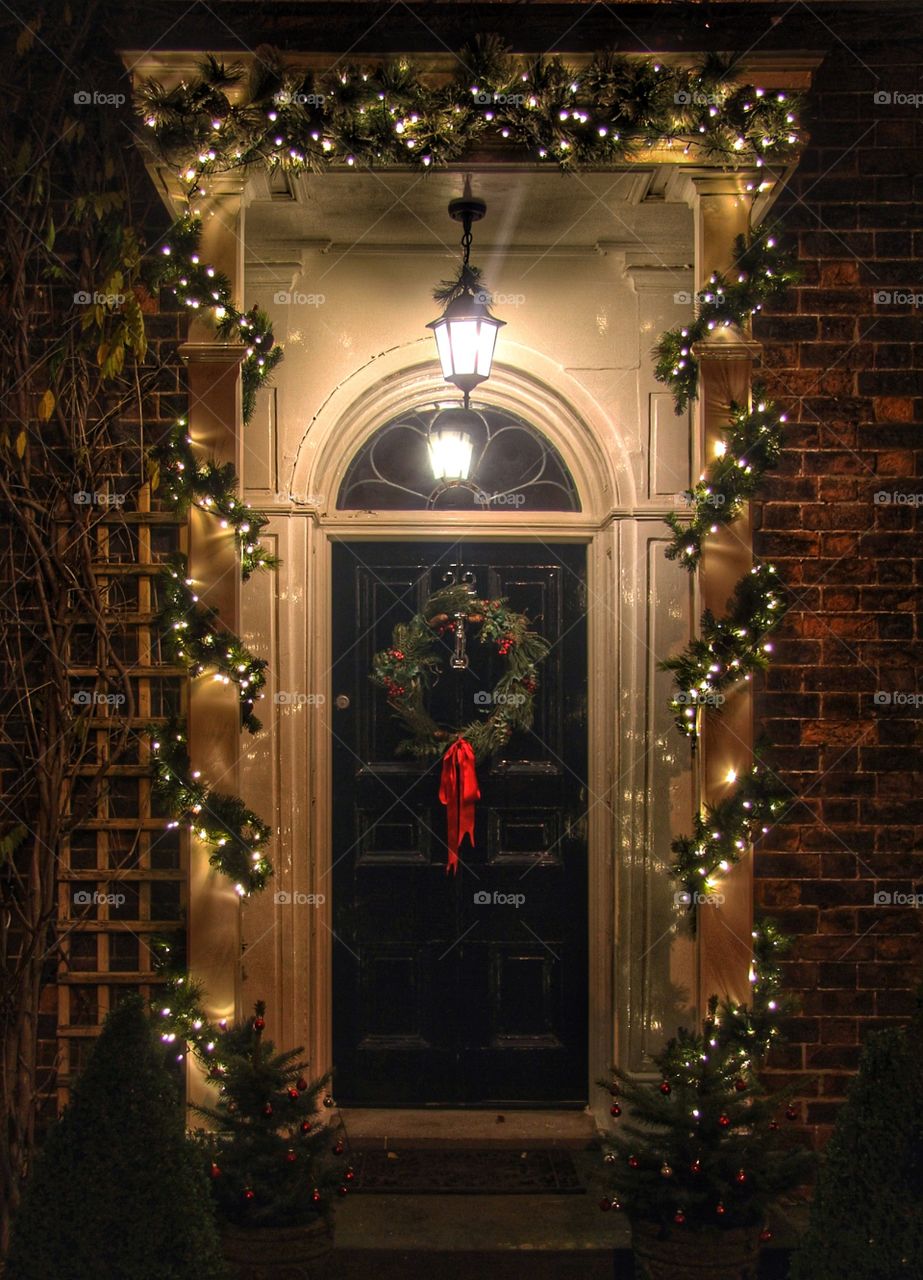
xmin=331 ymin=541 xmax=587 ymax=1105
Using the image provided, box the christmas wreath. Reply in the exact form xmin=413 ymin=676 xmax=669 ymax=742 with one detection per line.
xmin=371 ymin=584 xmax=549 ymax=762
xmin=371 ymin=584 xmax=550 ymax=873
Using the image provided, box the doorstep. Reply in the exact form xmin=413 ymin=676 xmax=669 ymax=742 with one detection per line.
xmin=339 ymin=1106 xmax=600 ymax=1149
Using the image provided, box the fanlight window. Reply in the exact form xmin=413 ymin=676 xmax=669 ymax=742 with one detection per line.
xmin=336 ymin=403 xmax=580 ymax=512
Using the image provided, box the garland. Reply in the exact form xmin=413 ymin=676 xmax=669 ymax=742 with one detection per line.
xmin=662 ymin=563 xmax=786 ymax=742
xmin=665 ymin=388 xmax=786 ymax=569
xmin=654 ymin=230 xmax=799 ymax=412
xmin=149 ymin=720 xmax=272 ymax=895
xmin=148 ymin=418 xmax=279 ymax=580
xmin=157 ymin=556 xmax=267 ymax=733
xmin=370 ymin=585 xmax=549 ymax=763
xmin=136 ymin=42 xmax=801 ymax=179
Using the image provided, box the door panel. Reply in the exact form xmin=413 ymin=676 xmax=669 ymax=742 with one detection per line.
xmin=331 ymin=541 xmax=587 ymax=1105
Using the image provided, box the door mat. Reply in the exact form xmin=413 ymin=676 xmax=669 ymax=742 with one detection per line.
xmin=352 ymin=1147 xmax=585 ymax=1194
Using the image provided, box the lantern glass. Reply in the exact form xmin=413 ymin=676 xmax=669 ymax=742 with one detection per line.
xmin=427 ymin=428 xmax=474 ymax=482
xmin=428 ymin=297 xmax=504 ymax=396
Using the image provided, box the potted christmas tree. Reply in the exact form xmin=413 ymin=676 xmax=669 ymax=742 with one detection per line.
xmin=599 ymin=924 xmax=812 ymax=1280
xmin=181 ymin=998 xmax=348 ymax=1280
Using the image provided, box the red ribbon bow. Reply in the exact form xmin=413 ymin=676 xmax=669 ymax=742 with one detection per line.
xmin=438 ymin=738 xmax=480 ymax=875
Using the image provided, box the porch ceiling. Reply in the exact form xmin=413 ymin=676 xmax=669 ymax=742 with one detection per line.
xmin=244 ymin=166 xmax=696 ymax=259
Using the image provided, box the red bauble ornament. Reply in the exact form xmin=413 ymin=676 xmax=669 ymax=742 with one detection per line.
xmin=785 ymin=1105 xmax=798 ymax=1121
xmin=337 ymin=1184 xmax=349 ymax=1197
xmin=735 ymin=1169 xmax=747 ymax=1184
xmin=599 ymin=1198 xmax=613 ymax=1212
xmin=333 ymin=1140 xmax=345 ymax=1155
xmin=297 ymin=1077 xmax=308 ymax=1091
xmin=628 ymin=1155 xmax=640 ymax=1169
xmin=345 ymin=1168 xmax=355 ymax=1182
xmin=718 ymin=1114 xmax=730 ymax=1127
xmin=769 ymin=1120 xmax=780 ymax=1131
xmin=288 ymin=1088 xmax=299 ymax=1101
xmin=610 ymin=1104 xmax=622 ymax=1117
xmin=674 ymin=1210 xmax=686 ymax=1225
xmin=323 ymin=1095 xmax=335 ymax=1108
xmin=301 ymin=1119 xmax=312 ymax=1134
xmin=263 ymin=1102 xmax=273 ymax=1117
xmin=244 ymin=1188 xmax=255 ymax=1201
xmin=691 ymin=1159 xmax=702 ymax=1174
xmin=312 ymin=1188 xmax=321 ymax=1203
xmin=253 ymin=1016 xmax=265 ymax=1031
xmin=716 ymin=1202 xmax=726 ymax=1216
xmin=659 ymin=1081 xmax=671 ymax=1095
xmin=734 ymin=1078 xmax=747 ymax=1092
xmin=209 ymin=1162 xmax=221 ymax=1179
xmin=759 ymin=1228 xmax=773 ymax=1242
xmin=285 ymin=1149 xmax=297 ymax=1163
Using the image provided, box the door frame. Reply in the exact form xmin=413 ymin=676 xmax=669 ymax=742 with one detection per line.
xmin=287 ymin=352 xmax=633 ymax=1121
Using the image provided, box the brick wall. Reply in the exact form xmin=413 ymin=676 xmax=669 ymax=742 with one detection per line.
xmin=753 ymin=35 xmax=923 ymax=1147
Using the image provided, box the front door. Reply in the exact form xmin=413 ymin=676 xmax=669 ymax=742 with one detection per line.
xmin=331 ymin=541 xmax=587 ymax=1105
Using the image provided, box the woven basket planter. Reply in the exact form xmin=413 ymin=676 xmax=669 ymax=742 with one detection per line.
xmin=631 ymin=1219 xmax=761 ymax=1280
xmin=221 ymin=1218 xmax=334 ymax=1280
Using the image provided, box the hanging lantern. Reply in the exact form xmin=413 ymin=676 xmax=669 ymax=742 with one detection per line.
xmin=427 ymin=182 xmax=505 ymax=405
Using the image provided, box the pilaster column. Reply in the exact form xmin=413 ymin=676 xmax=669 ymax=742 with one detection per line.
xmin=178 ymin=185 xmax=247 ymax=1102
xmin=686 ymin=173 xmax=762 ymax=1013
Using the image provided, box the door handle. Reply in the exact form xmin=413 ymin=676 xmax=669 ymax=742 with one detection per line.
xmin=334 ymin=694 xmax=350 ymax=710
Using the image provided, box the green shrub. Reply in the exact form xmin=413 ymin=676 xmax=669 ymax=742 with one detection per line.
xmin=6 ymin=995 xmax=227 ymax=1280
xmin=792 ymin=1002 xmax=923 ymax=1280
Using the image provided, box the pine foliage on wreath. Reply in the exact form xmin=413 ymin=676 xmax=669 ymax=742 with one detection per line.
xmin=371 ymin=585 xmax=549 ymax=762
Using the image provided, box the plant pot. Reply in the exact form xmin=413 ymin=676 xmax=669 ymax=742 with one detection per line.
xmin=221 ymin=1217 xmax=334 ymax=1280
xmin=631 ymin=1219 xmax=761 ymax=1280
